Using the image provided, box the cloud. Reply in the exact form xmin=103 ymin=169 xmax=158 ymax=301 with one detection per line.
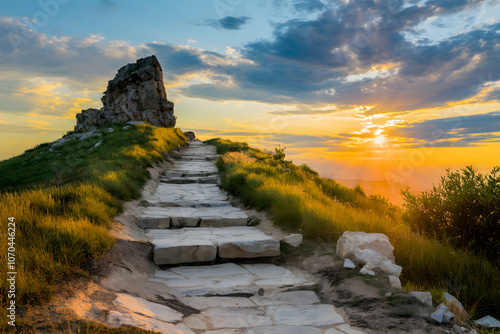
xmin=0 ymin=18 xmax=151 ymax=88
xmin=184 ymin=128 xmax=346 ymax=149
xmin=388 ymin=111 xmax=500 ymax=147
xmin=294 ymin=0 xmax=326 ymax=12
xmin=218 ymin=16 xmax=251 ymax=30
xmin=1 ymin=0 xmax=500 ymax=122
xmin=198 ymin=16 xmax=251 ymax=30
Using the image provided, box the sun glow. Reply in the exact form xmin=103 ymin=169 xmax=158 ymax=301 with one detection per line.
xmin=373 ymin=135 xmax=387 ymax=146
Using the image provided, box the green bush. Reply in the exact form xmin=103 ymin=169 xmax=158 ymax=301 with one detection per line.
xmin=403 ymin=166 xmax=500 ymax=263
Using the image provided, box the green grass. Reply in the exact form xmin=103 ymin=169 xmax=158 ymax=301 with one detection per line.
xmin=0 ymin=124 xmax=188 ymax=328
xmin=206 ymin=138 xmax=500 ymax=319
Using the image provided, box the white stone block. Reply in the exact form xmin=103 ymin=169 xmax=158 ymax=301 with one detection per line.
xmin=248 ymin=326 xmax=322 ymax=334
xmin=153 ymin=241 xmax=216 ymax=265
xmin=202 ymin=307 xmax=272 ymax=328
xmin=344 ymin=258 xmax=356 ymax=269
xmin=283 ymin=234 xmax=303 ymax=247
xmin=409 ymin=291 xmax=433 ymax=306
xmin=475 ymin=315 xmax=500 ymax=328
xmin=219 ymin=237 xmax=280 ymax=258
xmin=337 ymin=231 xmax=395 ymax=260
xmin=112 ymin=293 xmax=183 ymax=323
xmin=360 ymin=265 xmax=375 ymax=276
xmin=431 ymin=303 xmax=454 ymax=324
xmin=266 ymin=305 xmax=344 ymax=326
xmin=388 ymin=275 xmax=402 ymax=289
xmin=250 ymin=291 xmax=320 ymax=306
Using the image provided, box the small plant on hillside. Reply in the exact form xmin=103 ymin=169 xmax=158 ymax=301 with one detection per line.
xmin=270 ymin=145 xmax=293 ymax=168
xmin=402 ymin=166 xmax=500 ymax=263
xmin=273 ymin=145 xmax=286 ymax=162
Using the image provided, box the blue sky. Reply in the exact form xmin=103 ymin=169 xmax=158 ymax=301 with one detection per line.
xmin=1 ymin=0 xmax=500 ymax=191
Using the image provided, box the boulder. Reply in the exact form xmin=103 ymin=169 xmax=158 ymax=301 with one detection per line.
xmin=475 ymin=315 xmax=500 ymax=328
xmin=283 ymin=234 xmax=303 ymax=247
xmin=184 ymin=131 xmax=197 ymax=141
xmin=444 ymin=292 xmax=467 ymax=319
xmin=388 ymin=276 xmax=402 ymax=289
xmin=75 ymin=55 xmax=176 ymax=131
xmin=336 ymin=231 xmax=401 ymax=277
xmin=431 ymin=303 xmax=454 ymax=324
xmin=337 ymin=231 xmax=395 ymax=261
xmin=359 ymin=264 xmax=376 ymax=276
xmin=352 ymin=247 xmax=402 ymax=277
xmin=409 ymin=291 xmax=433 ymax=306
xmin=343 ymin=258 xmax=356 ymax=269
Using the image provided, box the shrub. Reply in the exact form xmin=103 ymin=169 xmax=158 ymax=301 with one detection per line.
xmin=402 ymin=166 xmax=500 ymax=263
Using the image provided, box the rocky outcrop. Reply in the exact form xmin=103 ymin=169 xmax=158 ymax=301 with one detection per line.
xmin=75 ymin=55 xmax=176 ymax=131
xmin=337 ymin=231 xmax=402 ymax=283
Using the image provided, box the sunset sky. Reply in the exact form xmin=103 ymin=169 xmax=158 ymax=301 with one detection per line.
xmin=1 ymin=0 xmax=500 ymax=197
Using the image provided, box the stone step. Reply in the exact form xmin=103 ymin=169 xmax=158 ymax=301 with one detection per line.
xmin=169 ymin=165 xmax=218 ymax=175
xmin=147 ymin=226 xmax=280 ymax=265
xmin=151 ymin=263 xmax=316 ymax=296
xmin=164 ymin=171 xmax=219 ymax=178
xmin=159 ymin=176 xmax=219 ymax=184
xmin=138 ymin=206 xmax=248 ymax=228
xmin=180 ymin=148 xmax=217 ymax=155
xmin=144 ymin=183 xmax=230 ymax=208
xmin=179 ymin=154 xmax=219 ymax=161
xmin=184 ymin=305 xmax=345 ymax=331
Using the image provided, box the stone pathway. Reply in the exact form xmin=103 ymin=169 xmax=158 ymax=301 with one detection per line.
xmin=108 ymin=141 xmax=368 ymax=334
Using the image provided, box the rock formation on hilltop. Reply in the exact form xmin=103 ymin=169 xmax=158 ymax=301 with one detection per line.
xmin=75 ymin=55 xmax=176 ymax=130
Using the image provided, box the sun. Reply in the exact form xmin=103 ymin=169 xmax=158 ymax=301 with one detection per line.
xmin=373 ymin=135 xmax=387 ymax=146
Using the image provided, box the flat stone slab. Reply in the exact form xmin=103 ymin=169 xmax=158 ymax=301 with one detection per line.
xmin=147 ymin=227 xmax=280 ymax=265
xmin=247 ymin=326 xmax=322 ymax=334
xmin=200 ymin=307 xmax=273 ymax=328
xmin=139 ymin=207 xmax=248 ymax=228
xmin=145 ymin=183 xmax=229 ymax=207
xmin=151 ymin=263 xmax=315 ymax=296
xmin=112 ymin=293 xmax=183 ymax=323
xmin=108 ymin=310 xmax=194 ymax=334
xmin=266 ymin=305 xmax=344 ymax=326
xmin=160 ymin=175 xmax=219 ymax=184
xmin=250 ymin=291 xmax=320 ymax=306
xmin=179 ymin=154 xmax=219 ymax=160
xmin=152 ymin=239 xmax=217 ymax=265
xmin=164 ymin=170 xmax=219 ymax=178
xmin=170 ymin=160 xmax=218 ymax=171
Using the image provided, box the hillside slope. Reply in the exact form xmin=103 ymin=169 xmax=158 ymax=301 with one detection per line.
xmin=0 ymin=123 xmax=188 ymax=329
xmin=205 ymin=138 xmax=500 ymax=321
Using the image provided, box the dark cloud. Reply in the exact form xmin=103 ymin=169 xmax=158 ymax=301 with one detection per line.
xmin=388 ymin=111 xmax=500 ymax=147
xmin=294 ymin=0 xmax=326 ymax=12
xmin=198 ymin=16 xmax=251 ymax=30
xmin=218 ymin=16 xmax=251 ymax=30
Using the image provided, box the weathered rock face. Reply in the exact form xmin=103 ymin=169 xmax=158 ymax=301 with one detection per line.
xmin=75 ymin=55 xmax=175 ymax=131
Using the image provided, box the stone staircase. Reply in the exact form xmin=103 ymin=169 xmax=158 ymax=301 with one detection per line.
xmin=109 ymin=141 xmax=368 ymax=334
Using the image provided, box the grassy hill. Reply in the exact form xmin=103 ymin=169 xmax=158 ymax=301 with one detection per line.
xmin=205 ymin=138 xmax=500 ymax=321
xmin=0 ymin=129 xmax=498 ymax=331
xmin=0 ymin=123 xmax=188 ymax=330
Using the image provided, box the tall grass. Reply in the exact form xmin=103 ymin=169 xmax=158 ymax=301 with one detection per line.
xmin=0 ymin=124 xmax=188 ymax=328
xmin=207 ymin=139 xmax=500 ymax=319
